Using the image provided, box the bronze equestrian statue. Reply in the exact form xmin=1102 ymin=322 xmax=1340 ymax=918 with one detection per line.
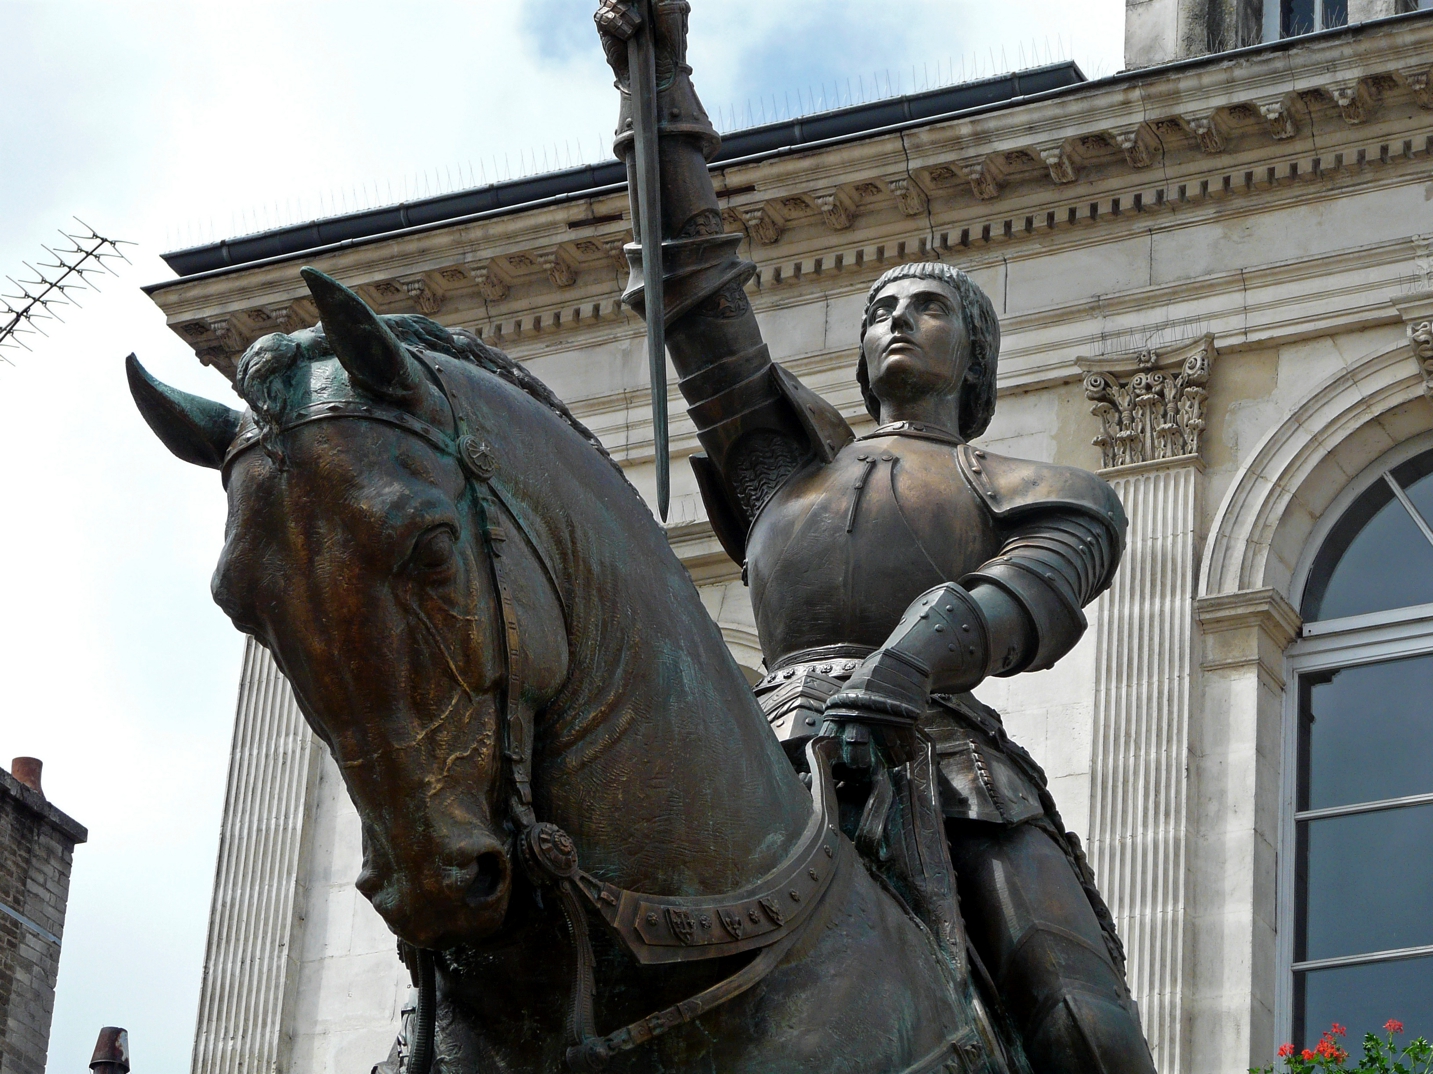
xmin=126 ymin=272 xmax=1017 ymax=1072
xmin=118 ymin=4 xmax=1156 ymax=1071
xmin=595 ymin=1 xmax=1155 ymax=1070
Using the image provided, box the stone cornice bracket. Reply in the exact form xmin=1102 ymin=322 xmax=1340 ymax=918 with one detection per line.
xmin=811 ymin=188 xmax=855 ymax=231
xmin=1327 ymin=79 xmax=1377 ymax=125
xmin=1180 ymin=112 xmax=1226 ymax=154
xmin=740 ymin=205 xmax=782 ymax=246
xmin=1078 ymin=334 xmax=1216 ymax=470
xmin=885 ymin=176 xmax=929 ymax=217
xmin=1397 ymin=66 xmax=1431 ymax=110
xmin=600 ymin=238 xmax=632 ymax=274
xmin=402 ymin=277 xmax=442 ymax=315
xmin=262 ymin=304 xmax=297 ymax=331
xmin=540 ymin=250 xmax=577 ymax=288
xmin=1037 ymin=141 xmax=1080 ymax=185
xmin=957 ymin=156 xmax=1001 ymax=201
xmin=1254 ymin=95 xmax=1299 ymax=141
xmin=1110 ymin=125 xmax=1157 ymax=169
xmin=466 ymin=260 xmax=510 ymax=302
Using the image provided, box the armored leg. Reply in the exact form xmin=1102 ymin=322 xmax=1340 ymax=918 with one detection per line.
xmin=947 ymin=822 xmax=1156 ymax=1074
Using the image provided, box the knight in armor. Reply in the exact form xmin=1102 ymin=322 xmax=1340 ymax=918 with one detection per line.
xmin=596 ymin=3 xmax=1157 ymax=1070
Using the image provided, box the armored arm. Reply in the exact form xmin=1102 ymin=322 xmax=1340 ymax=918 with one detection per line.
xmin=828 ymin=456 xmax=1126 ymax=722
xmin=596 ymin=1 xmax=849 ymax=559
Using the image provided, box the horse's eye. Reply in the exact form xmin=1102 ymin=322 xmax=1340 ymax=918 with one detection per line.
xmin=408 ymin=527 xmax=457 ymax=575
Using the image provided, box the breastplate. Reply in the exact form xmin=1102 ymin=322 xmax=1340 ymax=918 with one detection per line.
xmin=746 ymin=434 xmax=1002 ymax=665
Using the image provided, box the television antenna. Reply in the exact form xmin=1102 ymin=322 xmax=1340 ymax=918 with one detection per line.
xmin=0 ymin=220 xmax=132 ymax=362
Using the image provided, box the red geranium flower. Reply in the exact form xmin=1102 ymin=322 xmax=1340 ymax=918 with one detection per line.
xmin=1278 ymin=1043 xmax=1295 ymax=1058
xmin=1301 ymin=1049 xmax=1316 ymax=1061
xmin=1385 ymin=1019 xmax=1404 ymax=1035
xmin=1330 ymin=1023 xmax=1347 ymax=1037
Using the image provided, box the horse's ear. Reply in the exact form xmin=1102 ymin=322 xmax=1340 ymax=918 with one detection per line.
xmin=300 ymin=267 xmax=422 ymax=403
xmin=126 ymin=354 xmax=241 ymax=470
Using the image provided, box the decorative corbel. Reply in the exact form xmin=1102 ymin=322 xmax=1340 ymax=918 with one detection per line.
xmin=465 ymin=262 xmax=510 ymax=302
xmin=1409 ymin=321 xmax=1433 ymax=397
xmin=402 ymin=277 xmax=443 ymax=315
xmin=1180 ymin=112 xmax=1226 ymax=154
xmin=263 ymin=304 xmax=299 ymax=331
xmin=1037 ymin=141 xmax=1080 ymax=184
xmin=1399 ymin=67 xmax=1432 ymax=110
xmin=1254 ymin=95 xmax=1299 ymax=141
xmin=1327 ymin=80 xmax=1377 ymax=125
xmin=539 ymin=251 xmax=577 ymax=289
xmin=811 ymin=189 xmax=855 ymax=231
xmin=1110 ymin=125 xmax=1157 ymax=169
xmin=740 ymin=206 xmax=783 ymax=246
xmin=948 ymin=156 xmax=996 ymax=201
xmin=600 ymin=239 xmax=632 ymax=276
xmin=1077 ymin=335 xmax=1216 ymax=470
xmin=885 ymin=176 xmax=929 ymax=217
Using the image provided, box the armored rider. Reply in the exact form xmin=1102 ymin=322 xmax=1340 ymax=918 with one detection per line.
xmin=595 ymin=2 xmax=1157 ymax=1070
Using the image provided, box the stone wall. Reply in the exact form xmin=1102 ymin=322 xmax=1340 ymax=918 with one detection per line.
xmin=0 ymin=764 xmax=86 ymax=1074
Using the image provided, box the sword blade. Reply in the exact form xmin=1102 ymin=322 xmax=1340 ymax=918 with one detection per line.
xmin=628 ymin=0 xmax=669 ymax=520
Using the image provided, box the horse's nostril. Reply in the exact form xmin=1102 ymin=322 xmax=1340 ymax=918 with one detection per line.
xmin=466 ymin=851 xmax=506 ymax=905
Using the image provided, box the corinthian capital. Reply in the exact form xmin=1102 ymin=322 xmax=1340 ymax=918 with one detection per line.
xmin=1078 ymin=335 xmax=1216 ymax=470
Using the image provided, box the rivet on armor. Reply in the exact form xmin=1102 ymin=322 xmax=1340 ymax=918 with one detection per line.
xmin=789 ymin=890 xmax=801 ymax=902
xmin=824 ymin=845 xmax=834 ymax=857
xmin=971 ymin=464 xmax=982 ymax=474
xmin=881 ymin=454 xmax=894 ymax=462
xmin=948 ymin=644 xmax=956 ymax=652
xmin=809 ymin=869 xmax=820 ymax=881
xmin=962 ymin=624 xmax=971 ymax=632
xmin=844 ymin=662 xmax=856 ymax=670
xmin=934 ymin=624 xmax=944 ymax=633
xmin=647 ymin=911 xmax=658 ymax=925
xmin=974 ymin=449 xmax=986 ymax=458
xmin=805 ymin=716 xmax=816 ymax=726
xmin=968 ymin=646 xmax=978 ymax=655
xmin=783 ymin=668 xmax=795 ymax=678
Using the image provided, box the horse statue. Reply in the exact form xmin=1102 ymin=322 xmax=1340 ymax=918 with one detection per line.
xmin=127 ymin=269 xmax=1018 ymax=1073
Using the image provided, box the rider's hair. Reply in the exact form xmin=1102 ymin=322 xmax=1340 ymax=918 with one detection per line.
xmin=856 ymin=261 xmax=1000 ymax=439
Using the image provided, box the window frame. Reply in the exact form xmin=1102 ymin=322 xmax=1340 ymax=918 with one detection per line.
xmin=1277 ymin=431 xmax=1433 ymax=1048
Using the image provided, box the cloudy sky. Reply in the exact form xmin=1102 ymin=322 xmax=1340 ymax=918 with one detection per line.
xmin=0 ymin=2 xmax=1122 ymax=1069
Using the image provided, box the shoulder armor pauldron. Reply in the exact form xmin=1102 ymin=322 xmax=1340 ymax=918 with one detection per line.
xmin=956 ymin=444 xmax=1127 ymax=542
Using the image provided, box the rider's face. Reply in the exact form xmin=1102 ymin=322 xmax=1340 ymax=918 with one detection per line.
xmin=863 ymin=278 xmax=971 ymax=415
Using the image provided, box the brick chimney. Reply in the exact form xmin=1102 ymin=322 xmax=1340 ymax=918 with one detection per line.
xmin=0 ymin=758 xmax=87 ymax=1074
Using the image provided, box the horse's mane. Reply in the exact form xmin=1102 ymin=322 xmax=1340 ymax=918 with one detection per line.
xmin=233 ymin=314 xmax=631 ymax=487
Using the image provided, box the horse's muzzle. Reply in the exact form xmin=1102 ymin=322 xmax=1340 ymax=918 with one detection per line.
xmin=358 ymin=835 xmax=514 ymax=948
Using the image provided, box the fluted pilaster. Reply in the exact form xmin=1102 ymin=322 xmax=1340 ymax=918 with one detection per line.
xmin=191 ymin=638 xmax=321 ymax=1074
xmin=1088 ymin=454 xmax=1201 ymax=1074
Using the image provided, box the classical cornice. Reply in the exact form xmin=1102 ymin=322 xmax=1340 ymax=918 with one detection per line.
xmin=147 ymin=16 xmax=1433 ymax=379
xmin=1194 ymin=587 xmax=1302 ymax=686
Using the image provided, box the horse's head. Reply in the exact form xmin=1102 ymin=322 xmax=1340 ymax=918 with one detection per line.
xmin=128 ymin=270 xmax=572 ymax=949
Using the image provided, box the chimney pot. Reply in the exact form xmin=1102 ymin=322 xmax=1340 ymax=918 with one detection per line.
xmin=11 ymin=757 xmax=42 ymax=797
xmin=90 ymin=1027 xmax=130 ymax=1074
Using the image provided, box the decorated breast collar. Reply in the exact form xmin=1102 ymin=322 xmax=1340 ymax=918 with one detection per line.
xmin=859 ymin=420 xmax=965 ymax=446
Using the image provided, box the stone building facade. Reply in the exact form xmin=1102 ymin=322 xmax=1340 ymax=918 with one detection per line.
xmin=144 ymin=3 xmax=1433 ymax=1071
xmin=0 ymin=760 xmax=87 ymax=1074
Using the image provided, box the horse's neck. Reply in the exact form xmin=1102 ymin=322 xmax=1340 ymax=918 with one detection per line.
xmin=537 ymin=521 xmax=811 ymax=896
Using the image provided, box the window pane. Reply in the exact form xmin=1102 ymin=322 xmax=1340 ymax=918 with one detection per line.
xmin=1305 ymin=654 xmax=1433 ymax=810
xmin=1297 ymin=955 xmax=1433 ymax=1053
xmin=1302 ymin=477 xmax=1433 ymax=621
xmin=1283 ymin=0 xmax=1317 ymax=34
xmin=1302 ymin=804 xmax=1433 ymax=961
xmin=1392 ymin=453 xmax=1433 ymax=527
xmin=1322 ymin=0 xmax=1348 ymax=27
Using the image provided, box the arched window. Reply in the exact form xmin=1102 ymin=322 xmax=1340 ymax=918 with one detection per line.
xmin=1283 ymin=443 xmax=1433 ymax=1049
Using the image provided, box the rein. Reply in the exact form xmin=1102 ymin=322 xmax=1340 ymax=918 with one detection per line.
xmin=224 ymin=359 xmax=848 ymax=1071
